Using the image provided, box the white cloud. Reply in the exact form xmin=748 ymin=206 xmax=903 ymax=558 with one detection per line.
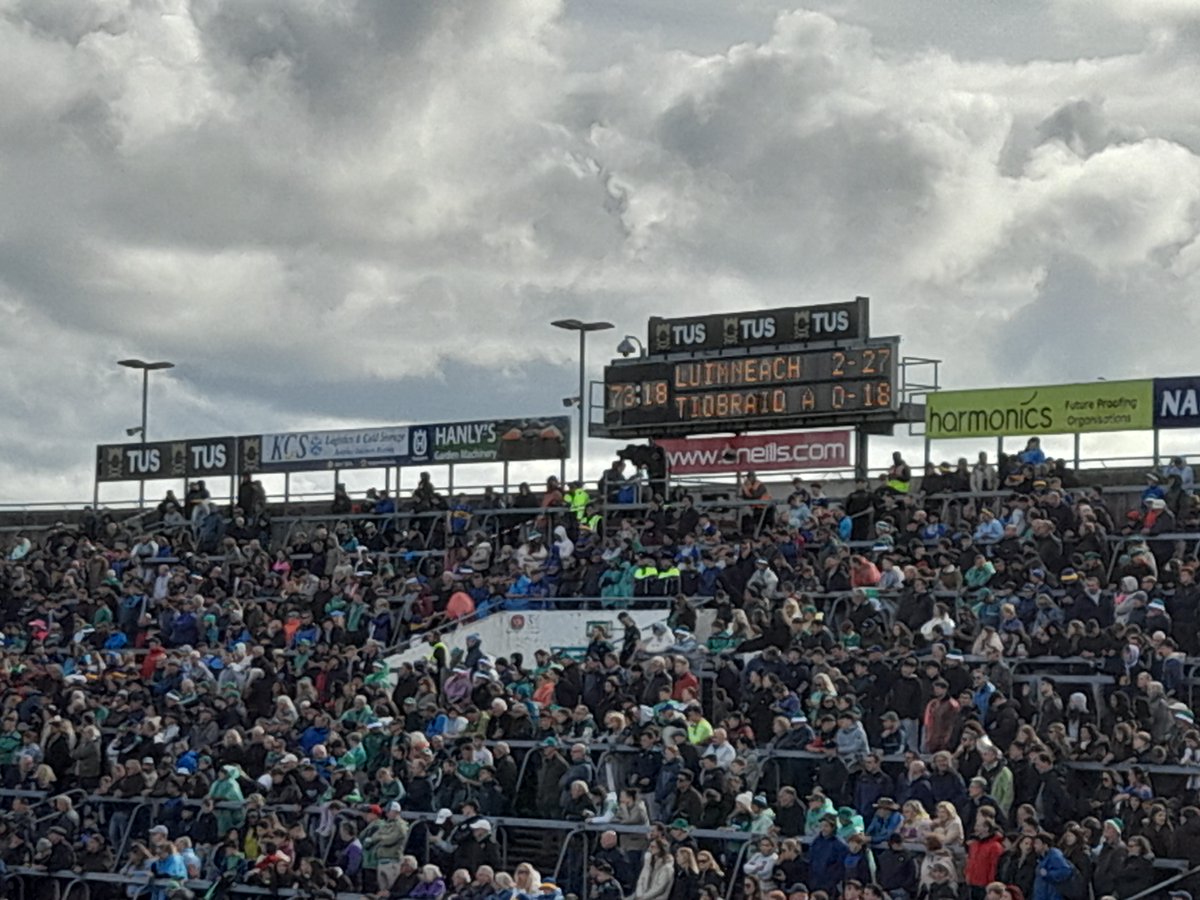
xmin=0 ymin=1 xmax=1198 ymax=501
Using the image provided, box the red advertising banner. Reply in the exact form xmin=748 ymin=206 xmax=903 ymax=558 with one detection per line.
xmin=656 ymin=430 xmax=852 ymax=475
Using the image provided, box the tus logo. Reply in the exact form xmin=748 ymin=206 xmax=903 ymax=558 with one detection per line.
xmin=793 ymin=310 xmax=811 ymax=340
xmin=653 ymin=322 xmax=671 ymax=351
xmin=723 ymin=316 xmax=738 ymax=345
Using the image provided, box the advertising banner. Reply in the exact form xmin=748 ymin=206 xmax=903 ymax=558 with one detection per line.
xmin=238 ymin=416 xmax=572 ymax=472
xmin=1153 ymin=376 xmax=1200 ymax=429
xmin=96 ymin=437 xmax=237 ymax=482
xmin=655 ymin=430 xmax=852 ymax=475
xmin=647 ymin=297 xmax=869 ymax=355
xmin=926 ymin=380 xmax=1154 ymax=439
xmin=408 ymin=417 xmax=570 ymax=464
xmin=239 ymin=426 xmax=411 ymax=473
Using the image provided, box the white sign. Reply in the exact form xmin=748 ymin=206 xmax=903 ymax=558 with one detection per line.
xmin=259 ymin=427 xmax=410 ymax=469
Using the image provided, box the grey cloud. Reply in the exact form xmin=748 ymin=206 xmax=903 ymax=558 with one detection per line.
xmin=2 ymin=1 xmax=1200 ymax=500
xmin=1000 ymin=99 xmax=1143 ymax=175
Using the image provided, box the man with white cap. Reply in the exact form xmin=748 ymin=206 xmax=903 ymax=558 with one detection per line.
xmin=457 ymin=818 xmax=501 ymax=874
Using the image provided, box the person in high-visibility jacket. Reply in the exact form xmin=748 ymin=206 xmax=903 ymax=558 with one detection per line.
xmin=685 ymin=705 xmax=713 ymax=744
xmin=580 ymin=507 xmax=602 ymax=533
xmin=565 ymin=481 xmax=590 ymax=522
xmin=424 ymin=633 xmax=448 ymax=682
xmin=632 ymin=555 xmax=658 ymax=596
xmin=656 ymin=556 xmax=681 ymax=596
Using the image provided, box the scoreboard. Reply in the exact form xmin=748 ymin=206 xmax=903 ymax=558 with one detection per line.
xmin=601 ymin=338 xmax=900 ymax=436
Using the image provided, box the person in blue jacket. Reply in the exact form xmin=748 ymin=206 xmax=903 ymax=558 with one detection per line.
xmin=808 ymin=814 xmax=849 ymax=895
xmin=1031 ymin=831 xmax=1075 ymax=900
xmin=1019 ymin=438 xmax=1046 ymax=466
xmin=866 ymin=797 xmax=902 ymax=846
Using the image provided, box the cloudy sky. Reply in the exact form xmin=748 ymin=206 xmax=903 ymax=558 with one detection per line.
xmin=2 ymin=0 xmax=1199 ymax=503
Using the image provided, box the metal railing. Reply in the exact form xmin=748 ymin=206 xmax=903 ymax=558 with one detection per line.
xmin=1 ymin=782 xmax=1195 ymax=900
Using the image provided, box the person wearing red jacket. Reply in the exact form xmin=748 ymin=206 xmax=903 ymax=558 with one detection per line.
xmin=966 ymin=822 xmax=1006 ymax=900
xmin=923 ymin=680 xmax=961 ymax=753
xmin=671 ymin=657 xmax=699 ymax=702
xmin=140 ymin=638 xmax=165 ymax=681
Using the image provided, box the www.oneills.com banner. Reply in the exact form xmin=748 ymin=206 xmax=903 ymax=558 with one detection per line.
xmin=655 ymin=430 xmax=852 ymax=476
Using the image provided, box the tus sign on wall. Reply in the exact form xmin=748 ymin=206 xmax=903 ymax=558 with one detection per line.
xmin=96 ymin=437 xmax=237 ymax=482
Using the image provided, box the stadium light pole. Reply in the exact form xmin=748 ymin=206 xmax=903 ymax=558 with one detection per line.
xmin=551 ymin=319 xmax=613 ymax=484
xmin=118 ymin=359 xmax=175 ymax=507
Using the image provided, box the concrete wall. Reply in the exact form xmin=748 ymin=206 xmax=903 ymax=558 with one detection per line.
xmin=385 ymin=607 xmax=718 ymax=671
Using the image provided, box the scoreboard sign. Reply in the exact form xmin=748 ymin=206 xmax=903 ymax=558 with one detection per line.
xmin=647 ymin=297 xmax=868 ymax=355
xmin=602 ymin=338 xmax=899 ymax=436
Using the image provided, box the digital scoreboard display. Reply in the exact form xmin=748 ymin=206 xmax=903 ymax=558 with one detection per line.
xmin=600 ymin=339 xmax=900 ymax=436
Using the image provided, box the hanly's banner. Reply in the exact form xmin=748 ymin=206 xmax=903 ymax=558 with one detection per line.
xmin=238 ymin=416 xmax=571 ymax=473
xmin=96 ymin=437 xmax=237 ymax=482
xmin=926 ymin=380 xmax=1154 ymax=439
xmin=647 ymin=298 xmax=869 ymax=355
xmin=655 ymin=430 xmax=852 ymax=475
xmin=408 ymin=417 xmax=570 ymax=464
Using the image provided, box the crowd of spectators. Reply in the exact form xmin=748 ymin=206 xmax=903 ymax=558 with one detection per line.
xmin=0 ymin=442 xmax=1198 ymax=900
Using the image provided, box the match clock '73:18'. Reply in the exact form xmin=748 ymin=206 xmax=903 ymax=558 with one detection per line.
xmin=602 ymin=339 xmax=900 ymax=432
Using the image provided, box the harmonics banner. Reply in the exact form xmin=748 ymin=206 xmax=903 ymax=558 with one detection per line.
xmin=925 ymin=381 xmax=1153 ymax=439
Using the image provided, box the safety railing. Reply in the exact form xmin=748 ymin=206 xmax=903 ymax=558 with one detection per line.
xmin=2 ymin=788 xmax=1194 ymax=900
xmin=0 ymin=867 xmax=367 ymax=900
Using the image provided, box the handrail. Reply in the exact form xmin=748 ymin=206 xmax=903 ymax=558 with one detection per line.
xmin=1 ymin=868 xmax=367 ymax=900
xmin=1123 ymin=863 xmax=1200 ymax=900
xmin=550 ymin=825 xmax=585 ymax=886
xmin=724 ymin=837 xmax=755 ymax=900
xmin=341 ymin=735 xmax=1200 ymax=781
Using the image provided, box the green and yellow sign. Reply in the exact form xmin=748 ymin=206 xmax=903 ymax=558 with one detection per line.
xmin=926 ymin=380 xmax=1154 ymax=439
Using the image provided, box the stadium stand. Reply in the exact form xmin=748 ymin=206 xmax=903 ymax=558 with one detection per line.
xmin=0 ymin=446 xmax=1199 ymax=900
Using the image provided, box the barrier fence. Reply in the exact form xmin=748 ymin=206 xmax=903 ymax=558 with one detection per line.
xmin=1 ymin=783 xmax=1194 ymax=900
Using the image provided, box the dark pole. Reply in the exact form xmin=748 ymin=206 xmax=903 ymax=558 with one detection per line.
xmin=139 ymin=368 xmax=149 ymax=508
xmin=119 ymin=359 xmax=174 ymax=510
xmin=551 ymin=319 xmax=612 ymax=488
xmin=577 ymin=328 xmax=587 ymax=484
xmin=855 ymin=429 xmax=870 ymax=481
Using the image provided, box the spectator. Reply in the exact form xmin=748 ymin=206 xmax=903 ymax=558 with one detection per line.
xmin=636 ymin=839 xmax=675 ymax=900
